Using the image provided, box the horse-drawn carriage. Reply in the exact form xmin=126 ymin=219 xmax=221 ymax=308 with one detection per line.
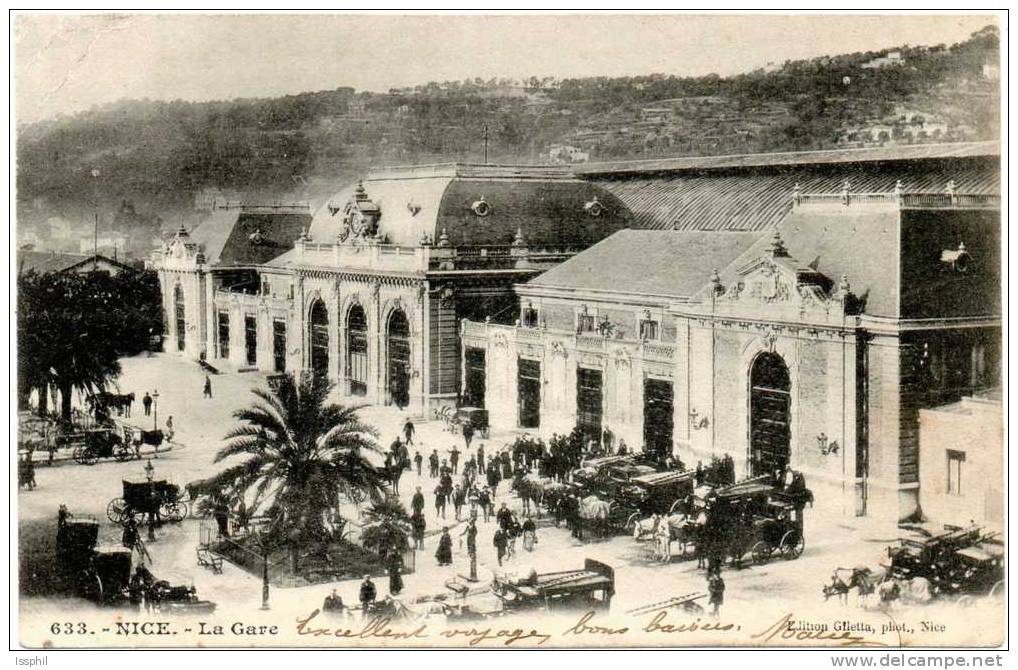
xmin=706 ymin=477 xmax=808 ymax=565
xmin=55 ymin=428 xmax=134 ymax=465
xmin=887 ymin=525 xmax=1004 ymax=605
xmin=107 ymin=479 xmax=189 ymax=525
xmin=490 ymin=559 xmax=615 ymax=613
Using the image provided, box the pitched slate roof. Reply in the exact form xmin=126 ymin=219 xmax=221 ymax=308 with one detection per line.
xmin=17 ymin=250 xmax=133 ymax=275
xmin=188 ymin=206 xmax=311 ymax=267
xmin=523 ymin=229 xmax=764 ymax=299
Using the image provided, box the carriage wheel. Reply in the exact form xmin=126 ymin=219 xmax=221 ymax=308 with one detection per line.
xmin=113 ymin=442 xmax=133 ymax=462
xmin=107 ymin=498 xmax=129 ymax=523
xmin=988 ymin=581 xmax=1005 ymax=599
xmin=161 ymin=501 xmax=188 ymax=523
xmin=624 ymin=512 xmax=641 ymax=532
xmin=956 ymin=595 xmax=975 ymax=609
xmin=73 ymin=446 xmax=91 ymax=465
xmin=751 ymin=541 xmax=773 ymax=565
xmin=779 ymin=530 xmax=805 ymax=559
xmin=77 ymin=570 xmax=104 ymax=603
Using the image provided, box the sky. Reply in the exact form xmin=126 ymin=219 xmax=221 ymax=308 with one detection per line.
xmin=13 ymin=12 xmax=999 ymax=124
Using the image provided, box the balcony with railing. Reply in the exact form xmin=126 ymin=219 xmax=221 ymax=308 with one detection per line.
xmin=791 ymin=181 xmax=999 ymax=211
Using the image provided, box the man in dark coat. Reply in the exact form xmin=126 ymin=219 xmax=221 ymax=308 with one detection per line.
xmin=429 ymin=450 xmax=440 ymax=478
xmin=142 ymin=392 xmax=153 ymax=416
xmin=411 ymin=511 xmax=426 ymax=550
xmin=478 ymin=488 xmax=492 ymax=522
xmin=449 ymin=446 xmax=461 ymax=474
xmin=411 ymin=486 xmax=425 ymax=516
xmin=323 ymin=589 xmax=346 ymax=616
xmin=359 ymin=575 xmax=376 ymax=617
xmin=403 ymin=418 xmax=415 ymax=446
xmin=435 ymin=527 xmax=453 ymax=566
xmin=452 ymin=484 xmax=466 ymax=521
xmin=708 ymin=568 xmax=725 ymax=616
xmin=496 ymin=502 xmax=513 ymax=531
xmin=413 ymin=451 xmax=423 ymax=476
xmin=493 ymin=528 xmax=508 ymax=566
xmin=476 ymin=444 xmax=485 ymax=472
xmin=462 ymin=423 xmax=474 ymax=450
xmin=387 ymin=552 xmax=404 ymax=595
xmin=434 ymin=486 xmax=447 ymax=519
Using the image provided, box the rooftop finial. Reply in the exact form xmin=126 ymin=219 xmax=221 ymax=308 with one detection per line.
xmin=437 ymin=228 xmax=451 ymax=248
xmin=769 ymin=230 xmax=788 ymax=257
xmin=512 ymin=226 xmax=526 ymax=247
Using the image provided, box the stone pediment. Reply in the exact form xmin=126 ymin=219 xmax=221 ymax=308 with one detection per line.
xmin=714 ymin=232 xmax=852 ymax=316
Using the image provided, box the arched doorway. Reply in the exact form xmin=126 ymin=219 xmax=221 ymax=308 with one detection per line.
xmin=387 ymin=309 xmax=411 ymax=409
xmin=346 ymin=304 xmax=368 ymax=396
xmin=173 ymin=284 xmax=186 ymax=351
xmin=749 ymin=352 xmax=791 ymax=477
xmin=308 ymin=300 xmax=329 ymax=382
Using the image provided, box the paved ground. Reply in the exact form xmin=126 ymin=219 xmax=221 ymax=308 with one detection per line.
xmin=17 ymin=353 xmax=1004 ymax=646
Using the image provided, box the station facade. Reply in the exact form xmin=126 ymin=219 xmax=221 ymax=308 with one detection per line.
xmin=461 ymin=145 xmax=1001 ymax=522
xmin=151 ymin=164 xmax=631 ymax=415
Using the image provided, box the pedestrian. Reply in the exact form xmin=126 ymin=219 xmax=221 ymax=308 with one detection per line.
xmin=434 ymin=486 xmax=447 ymax=519
xmin=387 ymin=552 xmax=404 ymax=596
xmin=522 ymin=515 xmax=537 ymax=551
xmin=203 ymin=375 xmax=212 ymax=399
xmin=496 ymin=502 xmax=512 ymax=531
xmin=477 ymin=444 xmax=485 ymax=472
xmin=413 ymin=451 xmax=423 ymax=477
xmin=493 ymin=527 xmax=508 ymax=566
xmin=657 ymin=517 xmax=672 ymax=563
xmin=435 ymin=527 xmax=453 ymax=566
xmin=506 ymin=513 xmax=521 ymax=557
xmin=452 ymin=484 xmax=466 ymax=520
xmin=708 ymin=568 xmax=725 ymax=617
xmin=214 ymin=498 xmax=230 ymax=537
xmin=478 ymin=488 xmax=492 ymax=522
xmin=411 ymin=511 xmax=426 ymax=550
xmin=617 ymin=439 xmax=628 ymax=455
xmin=403 ymin=418 xmax=415 ymax=446
xmin=142 ymin=392 xmax=153 ymax=416
xmin=322 ymin=589 xmax=346 ymax=618
xmin=411 ymin=486 xmax=425 ymax=516
xmin=165 ymin=416 xmax=175 ymax=442
xmin=359 ymin=575 xmax=376 ymax=617
xmin=462 ymin=423 xmax=474 ymax=450
xmin=449 ymin=446 xmax=461 ymax=474
xmin=602 ymin=426 xmax=613 ymax=453
xmin=429 ymin=450 xmax=440 ymax=478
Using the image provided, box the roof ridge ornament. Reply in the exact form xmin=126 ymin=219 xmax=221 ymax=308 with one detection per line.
xmin=768 ymin=231 xmax=789 ymax=258
xmin=437 ymin=228 xmax=452 ymax=247
xmin=512 ymin=226 xmax=526 ymax=247
xmin=471 ymin=196 xmax=492 ymax=217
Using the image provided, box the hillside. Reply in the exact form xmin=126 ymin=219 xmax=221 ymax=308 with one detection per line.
xmin=16 ymin=25 xmax=999 ymax=258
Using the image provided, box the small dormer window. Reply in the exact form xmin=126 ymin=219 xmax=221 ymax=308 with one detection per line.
xmin=522 ymin=304 xmax=539 ymax=328
xmin=639 ymin=318 xmax=659 ymax=341
xmin=471 ymin=197 xmax=492 ymax=217
xmin=584 ymin=196 xmax=606 ymax=217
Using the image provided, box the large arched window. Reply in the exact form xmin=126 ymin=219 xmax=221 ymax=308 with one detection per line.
xmin=308 ymin=300 xmax=329 ymax=382
xmin=173 ymin=284 xmax=186 ymax=352
xmin=749 ymin=352 xmax=791 ymax=477
xmin=346 ymin=304 xmax=368 ymax=396
xmin=387 ymin=309 xmax=411 ymax=409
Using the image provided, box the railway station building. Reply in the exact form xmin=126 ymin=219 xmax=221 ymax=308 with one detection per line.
xmin=460 ymin=142 xmax=1001 ymax=522
xmin=151 ymin=165 xmax=631 ymax=415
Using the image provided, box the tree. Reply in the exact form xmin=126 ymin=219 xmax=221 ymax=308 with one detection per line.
xmin=17 ymin=269 xmax=159 ymax=419
xmin=190 ymin=374 xmax=387 ymax=565
xmin=360 ymin=496 xmax=411 ymax=559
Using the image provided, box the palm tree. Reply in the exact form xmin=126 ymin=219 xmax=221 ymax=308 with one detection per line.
xmin=360 ymin=497 xmax=411 ymax=559
xmin=190 ymin=373 xmax=387 ymax=564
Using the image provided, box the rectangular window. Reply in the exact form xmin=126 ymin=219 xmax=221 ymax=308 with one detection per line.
xmin=577 ymin=314 xmax=596 ymax=333
xmin=244 ymin=315 xmax=257 ymax=366
xmin=261 ymin=277 xmax=270 ymax=296
xmin=522 ymin=307 xmax=539 ymax=328
xmin=947 ymin=449 xmax=965 ymax=495
xmin=272 ymin=319 xmax=287 ymax=373
xmin=639 ymin=319 xmax=659 ymax=341
xmin=517 ymin=359 xmax=541 ymax=428
xmin=217 ymin=310 xmax=230 ymax=359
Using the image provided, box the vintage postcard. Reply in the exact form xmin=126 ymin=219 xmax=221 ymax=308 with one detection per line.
xmin=12 ymin=12 xmax=1005 ymax=651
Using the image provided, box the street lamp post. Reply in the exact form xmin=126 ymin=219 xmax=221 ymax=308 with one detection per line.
xmin=254 ymin=530 xmax=271 ymax=610
xmin=90 ymin=168 xmax=100 ymax=270
xmin=152 ymin=389 xmax=159 ymax=431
